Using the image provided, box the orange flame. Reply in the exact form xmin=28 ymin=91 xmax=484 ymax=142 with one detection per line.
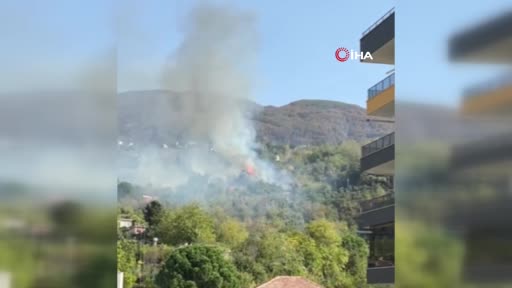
xmin=245 ymin=163 xmax=255 ymax=176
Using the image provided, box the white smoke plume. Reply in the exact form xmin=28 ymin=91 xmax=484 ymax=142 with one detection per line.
xmin=163 ymin=2 xmax=257 ymax=163
xmin=123 ymin=2 xmax=290 ymax=189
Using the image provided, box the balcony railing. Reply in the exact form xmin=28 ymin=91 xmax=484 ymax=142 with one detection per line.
xmin=368 ymin=73 xmax=395 ymax=100
xmin=360 ymin=193 xmax=394 ymax=212
xmin=464 ymin=71 xmax=512 ymax=99
xmin=369 ymin=257 xmax=395 ymax=268
xmin=362 ymin=132 xmax=395 ymax=157
xmin=362 ymin=8 xmax=395 ymax=37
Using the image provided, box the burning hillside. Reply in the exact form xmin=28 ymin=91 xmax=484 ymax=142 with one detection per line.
xmin=116 ymin=3 xmax=289 ymax=191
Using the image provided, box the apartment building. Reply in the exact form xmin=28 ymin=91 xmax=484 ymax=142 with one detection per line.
xmin=449 ymin=11 xmax=512 ymax=283
xmin=357 ymin=8 xmax=395 ymax=285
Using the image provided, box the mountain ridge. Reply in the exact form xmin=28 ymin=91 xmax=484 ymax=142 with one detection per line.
xmin=118 ymin=90 xmax=393 ymax=147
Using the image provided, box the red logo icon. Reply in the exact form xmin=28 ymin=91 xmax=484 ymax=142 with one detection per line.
xmin=335 ymin=47 xmax=350 ymax=62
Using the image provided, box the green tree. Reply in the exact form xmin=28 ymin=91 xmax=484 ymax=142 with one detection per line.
xmin=144 ymin=201 xmax=164 ymax=227
xmin=341 ymin=232 xmax=369 ymax=288
xmin=256 ymin=233 xmax=306 ymax=277
xmin=155 ymin=245 xmax=241 ymax=288
xmin=305 ymin=219 xmax=342 ymax=246
xmin=156 ymin=204 xmax=215 ymax=246
xmin=144 ymin=200 xmax=164 ymax=239
xmin=303 ymin=220 xmax=352 ymax=288
xmin=117 ymin=239 xmax=138 ymax=288
xmin=216 ymin=218 xmax=249 ymax=248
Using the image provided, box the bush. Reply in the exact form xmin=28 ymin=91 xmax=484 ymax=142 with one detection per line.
xmin=156 ymin=204 xmax=215 ymax=246
xmin=155 ymin=245 xmax=241 ymax=288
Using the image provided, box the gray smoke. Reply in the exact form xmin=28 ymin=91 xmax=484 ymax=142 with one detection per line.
xmin=124 ymin=2 xmax=290 ymax=189
xmin=163 ymin=2 xmax=257 ymax=162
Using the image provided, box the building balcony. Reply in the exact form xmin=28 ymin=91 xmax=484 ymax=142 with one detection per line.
xmin=449 ymin=11 xmax=512 ymax=63
xmin=358 ymin=198 xmax=395 ymax=284
xmin=461 ymin=72 xmax=512 ymax=116
xmin=358 ymin=194 xmax=395 ymax=228
xmin=367 ymin=266 xmax=395 ymax=284
xmin=361 ymin=132 xmax=395 ymax=175
xmin=451 ymin=132 xmax=512 ymax=178
xmin=367 ymin=73 xmax=395 ymax=117
xmin=360 ymin=193 xmax=395 ymax=212
xmin=360 ymin=8 xmax=395 ymax=64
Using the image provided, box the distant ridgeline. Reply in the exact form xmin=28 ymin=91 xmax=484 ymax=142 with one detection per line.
xmin=118 ymin=91 xmax=392 ymax=147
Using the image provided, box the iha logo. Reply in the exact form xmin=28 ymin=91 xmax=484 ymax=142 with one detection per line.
xmin=335 ymin=47 xmax=373 ymax=62
xmin=335 ymin=47 xmax=350 ymax=62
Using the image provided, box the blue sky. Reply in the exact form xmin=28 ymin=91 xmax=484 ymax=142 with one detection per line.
xmin=118 ymin=0 xmax=511 ymax=108
xmin=118 ymin=0 xmax=395 ymax=107
xmin=2 ymin=0 xmax=508 ymax=108
xmin=0 ymin=0 xmax=113 ymax=92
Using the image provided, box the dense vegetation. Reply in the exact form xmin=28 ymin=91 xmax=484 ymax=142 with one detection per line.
xmin=118 ymin=142 xmax=391 ymax=287
xmin=156 ymin=245 xmax=241 ymax=288
xmin=253 ymin=100 xmax=392 ymax=146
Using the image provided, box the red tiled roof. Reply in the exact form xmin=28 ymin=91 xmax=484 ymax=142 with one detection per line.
xmin=256 ymin=276 xmax=323 ymax=288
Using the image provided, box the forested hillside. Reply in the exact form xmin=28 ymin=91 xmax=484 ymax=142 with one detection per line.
xmin=118 ymin=91 xmax=393 ymax=147
xmin=118 ymin=142 xmax=391 ymax=288
xmin=254 ymin=100 xmax=392 ymax=146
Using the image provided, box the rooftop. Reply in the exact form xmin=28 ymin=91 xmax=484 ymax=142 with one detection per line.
xmin=256 ymin=276 xmax=323 ymax=288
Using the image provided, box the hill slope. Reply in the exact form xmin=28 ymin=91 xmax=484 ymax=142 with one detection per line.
xmin=118 ymin=90 xmax=393 ymax=146
xmin=253 ymin=99 xmax=391 ymax=146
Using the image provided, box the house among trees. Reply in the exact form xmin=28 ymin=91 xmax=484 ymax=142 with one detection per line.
xmin=256 ymin=276 xmax=323 ymax=288
xmin=118 ymin=218 xmax=133 ymax=228
xmin=130 ymin=224 xmax=145 ymax=235
xmin=118 ymin=218 xmax=145 ymax=235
